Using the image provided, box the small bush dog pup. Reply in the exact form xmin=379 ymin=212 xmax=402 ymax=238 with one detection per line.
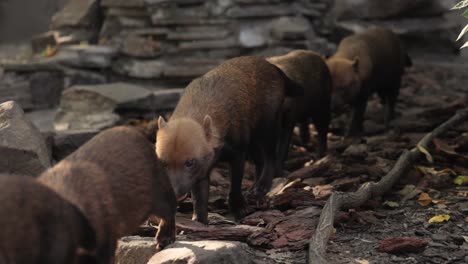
xmin=326 ymin=27 xmax=412 ymax=136
xmin=0 ymin=175 xmax=96 ymax=264
xmin=268 ymin=50 xmax=332 ymax=158
xmin=156 ymin=56 xmax=301 ymax=223
xmin=39 ymin=126 xmax=177 ymax=263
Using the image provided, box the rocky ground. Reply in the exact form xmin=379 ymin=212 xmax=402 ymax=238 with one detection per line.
xmin=117 ymin=59 xmax=468 ymax=264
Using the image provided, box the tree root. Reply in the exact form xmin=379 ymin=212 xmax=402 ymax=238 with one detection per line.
xmin=308 ymin=108 xmax=468 ymax=264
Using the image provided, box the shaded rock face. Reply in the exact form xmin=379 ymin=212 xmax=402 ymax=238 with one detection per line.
xmin=0 ymin=101 xmax=51 ymax=176
xmin=53 ymin=82 xmax=183 ymax=131
xmin=115 ymin=236 xmax=158 ymax=264
xmin=50 ymin=0 xmax=101 ymax=30
xmin=334 ymin=0 xmax=447 ymax=20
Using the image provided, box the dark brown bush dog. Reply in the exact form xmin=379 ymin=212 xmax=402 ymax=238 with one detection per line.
xmin=268 ymin=50 xmax=332 ymax=158
xmin=0 ymin=175 xmax=96 ymax=264
xmin=38 ymin=126 xmax=177 ymax=263
xmin=156 ymin=56 xmax=301 ymax=223
xmin=326 ymin=27 xmax=412 ymax=136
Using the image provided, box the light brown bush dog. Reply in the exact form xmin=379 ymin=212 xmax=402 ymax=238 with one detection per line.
xmin=268 ymin=50 xmax=332 ymax=159
xmin=326 ymin=27 xmax=412 ymax=136
xmin=38 ymin=126 xmax=177 ymax=263
xmin=0 ymin=175 xmax=96 ymax=264
xmin=156 ymin=56 xmax=302 ymax=223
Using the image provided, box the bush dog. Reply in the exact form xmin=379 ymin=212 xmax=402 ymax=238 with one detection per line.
xmin=326 ymin=27 xmax=412 ymax=136
xmin=38 ymin=126 xmax=177 ymax=263
xmin=0 ymin=175 xmax=96 ymax=264
xmin=156 ymin=56 xmax=301 ymax=223
xmin=268 ymin=50 xmax=332 ymax=158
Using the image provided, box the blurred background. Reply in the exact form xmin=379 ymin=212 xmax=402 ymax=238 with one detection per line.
xmin=0 ymin=0 xmax=467 ymax=141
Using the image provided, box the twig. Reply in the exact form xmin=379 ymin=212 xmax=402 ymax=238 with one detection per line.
xmin=308 ymin=108 xmax=468 ymax=264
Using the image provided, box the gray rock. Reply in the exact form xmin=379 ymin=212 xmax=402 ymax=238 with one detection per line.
xmin=106 ymin=7 xmax=149 ymax=17
xmin=115 ymin=236 xmax=158 ymax=264
xmin=52 ymin=130 xmax=99 ymax=161
xmin=121 ymin=34 xmax=162 ymax=58
xmin=0 ymin=101 xmax=52 ymax=176
xmin=102 ymin=0 xmax=146 ymax=8
xmin=167 ymin=28 xmax=231 ymax=41
xmin=0 ymin=73 xmax=33 ymax=110
xmin=334 ymin=0 xmax=447 ymax=20
xmin=54 ymin=110 xmax=119 ymax=132
xmin=239 ymin=27 xmax=267 ymax=48
xmin=115 ymin=16 xmax=151 ymax=28
xmin=148 ymin=240 xmax=256 ymax=264
xmin=226 ymin=3 xmax=320 ymax=18
xmin=113 ymin=58 xmax=218 ymax=79
xmin=64 ymin=68 xmax=107 ymax=88
xmin=29 ymin=72 xmax=64 ymax=109
xmin=54 ymin=82 xmax=152 ymax=131
xmin=270 ymin=16 xmax=312 ymax=40
xmin=50 ymin=0 xmax=100 ymax=29
xmin=54 ymin=45 xmax=118 ymax=69
xmin=148 ymin=89 xmax=183 ymax=111
xmin=112 ymin=58 xmax=165 ymax=79
xmin=150 ymin=18 xmax=228 ymax=26
xmin=178 ymin=37 xmax=239 ymax=51
xmin=25 ymin=109 xmax=56 ymax=133
xmin=151 ymin=5 xmax=210 ymax=21
xmin=145 ymin=0 xmax=205 ymax=6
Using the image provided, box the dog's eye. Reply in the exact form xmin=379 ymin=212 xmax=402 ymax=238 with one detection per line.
xmin=184 ymin=159 xmax=196 ymax=168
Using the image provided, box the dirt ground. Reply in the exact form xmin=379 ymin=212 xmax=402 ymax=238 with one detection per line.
xmin=135 ymin=58 xmax=468 ymax=264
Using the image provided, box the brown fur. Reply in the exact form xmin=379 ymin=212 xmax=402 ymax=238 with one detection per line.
xmin=268 ymin=50 xmax=332 ymax=158
xmin=156 ymin=56 xmax=292 ymax=223
xmin=327 ymin=27 xmax=411 ymax=135
xmin=38 ymin=126 xmax=177 ymax=263
xmin=0 ymin=175 xmax=96 ymax=264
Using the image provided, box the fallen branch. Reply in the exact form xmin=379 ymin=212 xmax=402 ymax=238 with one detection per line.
xmin=288 ymin=155 xmax=334 ymax=180
xmin=308 ymin=108 xmax=468 ymax=264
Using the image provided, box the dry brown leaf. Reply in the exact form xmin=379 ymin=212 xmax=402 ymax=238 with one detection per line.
xmin=418 ymin=193 xmax=432 ymax=206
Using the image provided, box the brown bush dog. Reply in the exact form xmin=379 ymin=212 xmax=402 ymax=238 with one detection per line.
xmin=326 ymin=27 xmax=412 ymax=136
xmin=156 ymin=56 xmax=302 ymax=223
xmin=38 ymin=126 xmax=177 ymax=263
xmin=268 ymin=50 xmax=332 ymax=159
xmin=0 ymin=175 xmax=96 ymax=264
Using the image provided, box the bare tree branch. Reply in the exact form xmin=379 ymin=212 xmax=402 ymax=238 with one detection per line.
xmin=308 ymin=108 xmax=468 ymax=264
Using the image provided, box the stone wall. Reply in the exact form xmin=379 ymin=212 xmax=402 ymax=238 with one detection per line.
xmin=0 ymin=0 xmax=463 ymax=134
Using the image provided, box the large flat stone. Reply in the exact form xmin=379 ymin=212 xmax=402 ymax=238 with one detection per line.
xmin=112 ymin=59 xmax=165 ymax=79
xmin=54 ymin=45 xmax=118 ymax=69
xmin=102 ymin=0 xmax=146 ymax=8
xmin=50 ymin=0 xmax=100 ymax=29
xmin=115 ymin=236 xmax=158 ymax=264
xmin=149 ymin=240 xmax=257 ymax=264
xmin=121 ymin=34 xmax=162 ymax=58
xmin=53 ymin=82 xmax=152 ymax=131
xmin=0 ymin=101 xmax=51 ymax=176
xmin=25 ymin=109 xmax=56 ymax=133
